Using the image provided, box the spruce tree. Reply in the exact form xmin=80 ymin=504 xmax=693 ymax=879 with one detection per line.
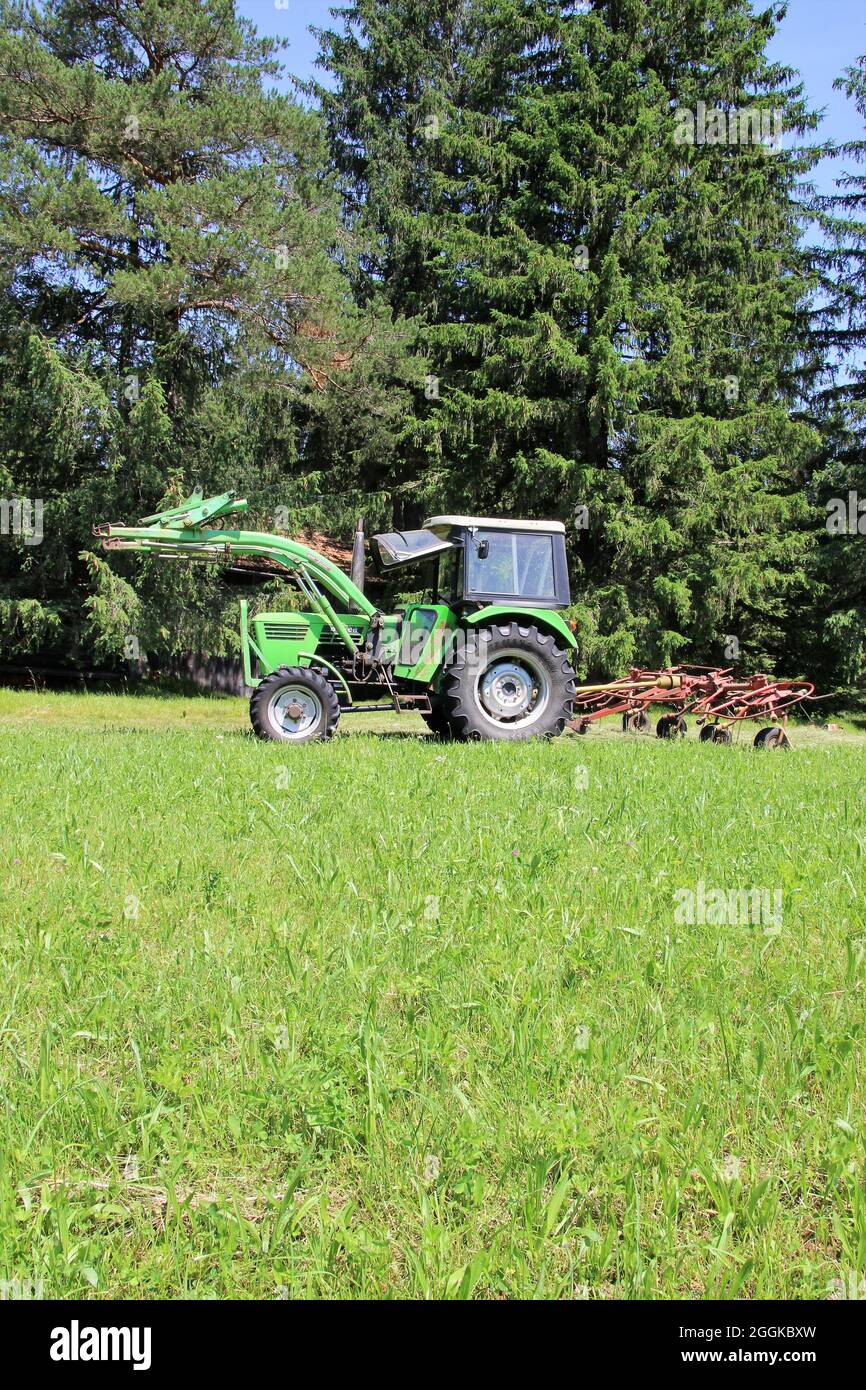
xmin=317 ymin=0 xmax=823 ymax=674
xmin=803 ymin=55 xmax=866 ymax=691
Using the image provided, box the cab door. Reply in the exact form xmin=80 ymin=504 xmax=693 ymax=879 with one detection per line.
xmin=392 ymin=604 xmax=457 ymax=683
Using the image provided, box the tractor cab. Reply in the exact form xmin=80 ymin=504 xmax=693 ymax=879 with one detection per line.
xmin=423 ymin=516 xmax=570 ymax=610
xmin=368 ymin=516 xmax=570 ymax=611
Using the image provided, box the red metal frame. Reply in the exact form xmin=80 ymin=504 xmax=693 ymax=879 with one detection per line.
xmin=568 ymin=665 xmax=822 ymax=736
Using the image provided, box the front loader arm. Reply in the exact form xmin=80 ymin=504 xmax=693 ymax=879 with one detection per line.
xmin=94 ymin=492 xmax=378 ymax=657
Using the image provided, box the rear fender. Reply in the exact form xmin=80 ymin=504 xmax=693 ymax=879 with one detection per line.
xmin=464 ymin=606 xmax=577 ymax=653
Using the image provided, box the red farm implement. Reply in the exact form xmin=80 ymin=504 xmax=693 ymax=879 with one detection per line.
xmin=568 ymin=666 xmax=823 ymax=749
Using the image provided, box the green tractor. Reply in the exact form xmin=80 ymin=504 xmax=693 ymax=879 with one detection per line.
xmin=96 ymin=491 xmax=578 ymax=743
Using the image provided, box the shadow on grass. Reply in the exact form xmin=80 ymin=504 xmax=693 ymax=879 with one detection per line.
xmin=215 ymin=726 xmax=434 ymax=744
xmin=0 ymin=671 xmax=241 ymax=702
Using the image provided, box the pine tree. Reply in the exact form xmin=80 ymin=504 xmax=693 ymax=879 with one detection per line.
xmin=317 ymin=0 xmax=824 ymax=674
xmin=0 ymin=0 xmax=418 ymax=665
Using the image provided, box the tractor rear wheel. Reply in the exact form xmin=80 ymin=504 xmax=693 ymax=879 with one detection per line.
xmin=420 ymin=699 xmax=453 ymax=740
xmin=440 ymin=623 xmax=575 ymax=741
xmin=250 ymin=666 xmax=340 ymax=744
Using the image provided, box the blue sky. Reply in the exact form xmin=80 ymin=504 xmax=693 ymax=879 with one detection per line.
xmin=237 ymin=0 xmax=866 ymax=192
xmin=238 ymin=0 xmax=328 ymax=90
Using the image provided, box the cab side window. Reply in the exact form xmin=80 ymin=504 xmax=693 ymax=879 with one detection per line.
xmin=467 ymin=531 xmax=555 ymax=598
xmin=438 ymin=545 xmax=463 ymax=601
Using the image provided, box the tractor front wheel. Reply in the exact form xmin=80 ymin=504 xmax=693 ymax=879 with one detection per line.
xmin=440 ymin=623 xmax=575 ymax=741
xmin=250 ymin=666 xmax=340 ymax=744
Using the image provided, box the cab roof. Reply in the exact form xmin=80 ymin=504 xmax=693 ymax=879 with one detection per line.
xmin=425 ymin=515 xmax=566 ymax=535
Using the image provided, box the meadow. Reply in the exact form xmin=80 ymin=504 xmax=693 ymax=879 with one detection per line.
xmin=1 ymin=686 xmax=864 ymax=1299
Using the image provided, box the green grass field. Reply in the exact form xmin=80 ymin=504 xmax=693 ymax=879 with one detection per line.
xmin=1 ymin=685 xmax=865 ymax=1300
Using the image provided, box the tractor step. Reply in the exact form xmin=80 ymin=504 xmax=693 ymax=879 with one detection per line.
xmin=341 ymin=697 xmax=432 ymax=715
xmin=340 ymin=703 xmax=398 ymax=714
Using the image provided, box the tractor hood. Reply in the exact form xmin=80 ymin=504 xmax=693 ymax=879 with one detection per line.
xmin=370 ymin=528 xmax=454 ymax=571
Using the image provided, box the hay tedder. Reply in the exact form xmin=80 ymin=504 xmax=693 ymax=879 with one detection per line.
xmin=95 ymin=491 xmax=821 ymax=747
xmin=567 ymin=666 xmax=821 ymax=749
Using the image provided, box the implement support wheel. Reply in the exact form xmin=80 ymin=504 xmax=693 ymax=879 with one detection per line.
xmin=756 ymin=727 xmax=790 ymax=751
xmin=623 ymin=710 xmax=651 ymax=734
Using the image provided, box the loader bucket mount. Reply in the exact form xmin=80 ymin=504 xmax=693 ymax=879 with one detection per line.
xmin=94 ymin=490 xmax=379 ymax=676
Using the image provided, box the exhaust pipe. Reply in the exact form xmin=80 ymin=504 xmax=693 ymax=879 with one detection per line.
xmin=351 ymin=517 xmax=365 ymax=593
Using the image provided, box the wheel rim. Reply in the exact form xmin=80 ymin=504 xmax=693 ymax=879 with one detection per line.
xmin=269 ymin=685 xmax=323 ymax=737
xmin=475 ymin=649 xmax=550 ymax=728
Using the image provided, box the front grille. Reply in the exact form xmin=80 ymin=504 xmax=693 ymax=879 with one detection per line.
xmin=261 ymin=622 xmax=309 ymax=641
